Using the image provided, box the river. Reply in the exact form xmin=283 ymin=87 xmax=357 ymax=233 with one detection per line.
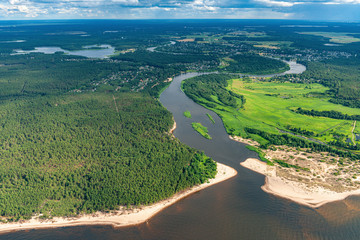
xmin=3 ymin=63 xmax=360 ymax=240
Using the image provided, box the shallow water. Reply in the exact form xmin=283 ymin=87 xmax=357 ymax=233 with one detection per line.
xmin=4 ymin=63 xmax=360 ymax=240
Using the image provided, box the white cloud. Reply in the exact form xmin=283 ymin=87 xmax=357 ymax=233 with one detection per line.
xmin=259 ymin=0 xmax=360 ymax=6
xmin=255 ymin=0 xmax=304 ymax=7
xmin=330 ymin=0 xmax=360 ymax=3
xmin=111 ymin=0 xmax=139 ymax=3
xmin=0 ymin=0 xmax=48 ymax=17
xmin=57 ymin=7 xmax=79 ymax=14
xmin=322 ymin=1 xmax=341 ymax=4
xmin=1 ymin=0 xmax=358 ymax=20
xmin=187 ymin=0 xmax=218 ymax=11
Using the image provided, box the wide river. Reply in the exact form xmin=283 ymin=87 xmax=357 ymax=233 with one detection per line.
xmin=3 ymin=63 xmax=360 ymax=239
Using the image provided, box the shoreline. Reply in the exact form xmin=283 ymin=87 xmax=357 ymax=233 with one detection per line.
xmin=0 ymin=162 xmax=237 ymax=233
xmin=241 ymin=158 xmax=360 ymax=208
xmin=229 ymin=135 xmax=259 ymax=147
xmin=169 ymin=120 xmax=177 ymax=134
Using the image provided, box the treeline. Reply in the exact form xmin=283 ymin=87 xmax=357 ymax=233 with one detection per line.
xmin=0 ymin=92 xmax=216 ymax=221
xmin=182 ymin=74 xmax=245 ymax=109
xmin=222 ymin=54 xmax=290 ymax=74
xmin=300 ymin=58 xmax=360 ymax=109
xmin=293 ymin=107 xmax=360 ymax=121
xmin=286 ymin=125 xmax=315 ymax=137
xmin=112 ymin=50 xmax=218 ymax=68
xmin=245 ymin=128 xmax=360 ymax=159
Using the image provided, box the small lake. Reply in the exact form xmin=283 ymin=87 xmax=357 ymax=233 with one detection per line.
xmin=12 ymin=44 xmax=115 ymax=59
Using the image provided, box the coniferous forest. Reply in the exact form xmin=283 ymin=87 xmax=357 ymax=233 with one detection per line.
xmin=0 ymin=92 xmax=216 ymax=220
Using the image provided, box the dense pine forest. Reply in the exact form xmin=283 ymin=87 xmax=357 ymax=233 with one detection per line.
xmin=0 ymin=93 xmax=216 ymax=221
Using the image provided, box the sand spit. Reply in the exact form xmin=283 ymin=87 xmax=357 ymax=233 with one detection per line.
xmin=241 ymin=158 xmax=360 ymax=208
xmin=0 ymin=163 xmax=237 ymax=233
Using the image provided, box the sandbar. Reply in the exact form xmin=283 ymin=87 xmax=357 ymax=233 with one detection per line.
xmin=241 ymin=158 xmax=360 ymax=208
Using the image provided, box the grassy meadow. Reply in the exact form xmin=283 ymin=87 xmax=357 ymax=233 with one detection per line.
xmin=193 ymin=77 xmax=360 ymax=146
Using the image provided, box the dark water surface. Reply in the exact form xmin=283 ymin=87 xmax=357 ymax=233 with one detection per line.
xmin=3 ymin=65 xmax=360 ymax=240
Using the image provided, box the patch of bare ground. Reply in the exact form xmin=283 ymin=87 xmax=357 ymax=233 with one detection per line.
xmin=230 ymin=135 xmax=360 ymax=192
xmin=264 ymin=146 xmax=360 ymax=192
xmin=229 ymin=135 xmax=259 ymax=147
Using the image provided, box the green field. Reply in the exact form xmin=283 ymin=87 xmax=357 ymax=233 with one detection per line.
xmin=299 ymin=32 xmax=360 ymax=44
xmin=229 ymin=79 xmax=360 ymax=145
xmin=188 ymin=77 xmax=360 ymax=146
xmin=192 ymin=122 xmax=212 ymax=139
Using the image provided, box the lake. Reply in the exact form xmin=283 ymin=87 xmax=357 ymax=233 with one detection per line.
xmin=12 ymin=45 xmax=115 ymax=59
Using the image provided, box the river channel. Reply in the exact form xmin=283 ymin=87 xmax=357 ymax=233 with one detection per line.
xmin=3 ymin=63 xmax=360 ymax=240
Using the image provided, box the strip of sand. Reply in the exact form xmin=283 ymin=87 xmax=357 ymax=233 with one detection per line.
xmin=169 ymin=120 xmax=177 ymax=134
xmin=0 ymin=162 xmax=237 ymax=233
xmin=241 ymin=158 xmax=360 ymax=208
xmin=229 ymin=135 xmax=259 ymax=147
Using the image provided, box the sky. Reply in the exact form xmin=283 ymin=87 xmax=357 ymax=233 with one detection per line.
xmin=0 ymin=0 xmax=359 ymax=21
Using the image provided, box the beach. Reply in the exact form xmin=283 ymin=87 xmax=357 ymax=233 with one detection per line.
xmin=0 ymin=162 xmax=237 ymax=233
xmin=241 ymin=158 xmax=360 ymax=208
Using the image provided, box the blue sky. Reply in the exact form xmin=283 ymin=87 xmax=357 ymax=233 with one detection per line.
xmin=0 ymin=0 xmax=359 ymax=21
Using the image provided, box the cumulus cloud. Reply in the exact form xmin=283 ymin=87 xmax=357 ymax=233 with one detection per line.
xmin=188 ymin=0 xmax=218 ymax=11
xmin=0 ymin=0 xmax=48 ymax=17
xmin=330 ymin=0 xmax=360 ymax=3
xmin=0 ymin=0 xmax=359 ymax=19
xmin=112 ymin=0 xmax=139 ymax=3
xmin=255 ymin=0 xmax=304 ymax=7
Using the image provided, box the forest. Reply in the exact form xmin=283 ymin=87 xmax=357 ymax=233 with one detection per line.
xmin=182 ymin=74 xmax=245 ymax=109
xmin=294 ymin=107 xmax=360 ymax=121
xmin=0 ymin=20 xmax=225 ymax=221
xmin=302 ymin=57 xmax=360 ymax=109
xmin=0 ymin=92 xmax=216 ymax=221
xmin=221 ymin=54 xmax=290 ymax=74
